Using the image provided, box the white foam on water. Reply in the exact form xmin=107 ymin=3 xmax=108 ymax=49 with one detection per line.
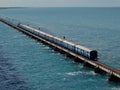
xmin=66 ymin=71 xmax=96 ymax=76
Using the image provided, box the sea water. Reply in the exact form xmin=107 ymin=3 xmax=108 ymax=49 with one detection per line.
xmin=0 ymin=7 xmax=120 ymax=90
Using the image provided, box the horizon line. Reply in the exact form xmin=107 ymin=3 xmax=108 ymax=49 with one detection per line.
xmin=0 ymin=6 xmax=120 ymax=8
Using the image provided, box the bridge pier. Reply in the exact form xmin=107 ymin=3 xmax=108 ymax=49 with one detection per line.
xmin=94 ymin=66 xmax=106 ymax=74
xmin=65 ymin=53 xmax=74 ymax=58
xmin=108 ymin=73 xmax=120 ymax=82
xmin=74 ymin=57 xmax=83 ymax=63
xmin=83 ymin=61 xmax=95 ymax=68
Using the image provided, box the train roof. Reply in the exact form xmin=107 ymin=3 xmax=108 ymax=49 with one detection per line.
xmin=63 ymin=40 xmax=92 ymax=52
xmin=20 ymin=24 xmax=94 ymax=52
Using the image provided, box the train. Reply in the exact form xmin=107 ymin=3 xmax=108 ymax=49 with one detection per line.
xmin=18 ymin=24 xmax=98 ymax=60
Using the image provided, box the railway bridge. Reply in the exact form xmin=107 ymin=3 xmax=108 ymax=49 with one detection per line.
xmin=0 ymin=17 xmax=120 ymax=82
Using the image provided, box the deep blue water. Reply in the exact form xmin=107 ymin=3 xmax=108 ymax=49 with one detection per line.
xmin=0 ymin=7 xmax=120 ymax=90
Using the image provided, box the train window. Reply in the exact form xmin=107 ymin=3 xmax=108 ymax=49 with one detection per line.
xmin=81 ymin=50 xmax=83 ymax=55
xmin=86 ymin=52 xmax=88 ymax=57
xmin=85 ymin=51 xmax=88 ymax=57
xmin=77 ymin=48 xmax=81 ymax=54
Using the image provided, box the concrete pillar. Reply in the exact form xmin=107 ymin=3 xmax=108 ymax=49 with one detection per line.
xmin=94 ymin=66 xmax=106 ymax=74
xmin=83 ymin=61 xmax=94 ymax=68
xmin=108 ymin=73 xmax=120 ymax=82
xmin=74 ymin=57 xmax=83 ymax=63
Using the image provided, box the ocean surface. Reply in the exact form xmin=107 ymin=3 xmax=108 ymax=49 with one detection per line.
xmin=0 ymin=7 xmax=120 ymax=90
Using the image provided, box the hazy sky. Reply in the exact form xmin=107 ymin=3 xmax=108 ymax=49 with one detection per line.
xmin=0 ymin=0 xmax=120 ymax=7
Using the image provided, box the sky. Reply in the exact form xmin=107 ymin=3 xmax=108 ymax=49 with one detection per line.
xmin=0 ymin=0 xmax=120 ymax=7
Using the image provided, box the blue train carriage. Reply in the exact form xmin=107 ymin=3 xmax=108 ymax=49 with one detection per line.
xmin=18 ymin=24 xmax=36 ymax=34
xmin=60 ymin=39 xmax=98 ymax=60
xmin=18 ymin=24 xmax=46 ymax=38
xmin=75 ymin=45 xmax=98 ymax=60
xmin=18 ymin=24 xmax=98 ymax=60
xmin=63 ymin=40 xmax=76 ymax=51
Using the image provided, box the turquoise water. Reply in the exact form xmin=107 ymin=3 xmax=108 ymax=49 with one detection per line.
xmin=0 ymin=7 xmax=120 ymax=90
